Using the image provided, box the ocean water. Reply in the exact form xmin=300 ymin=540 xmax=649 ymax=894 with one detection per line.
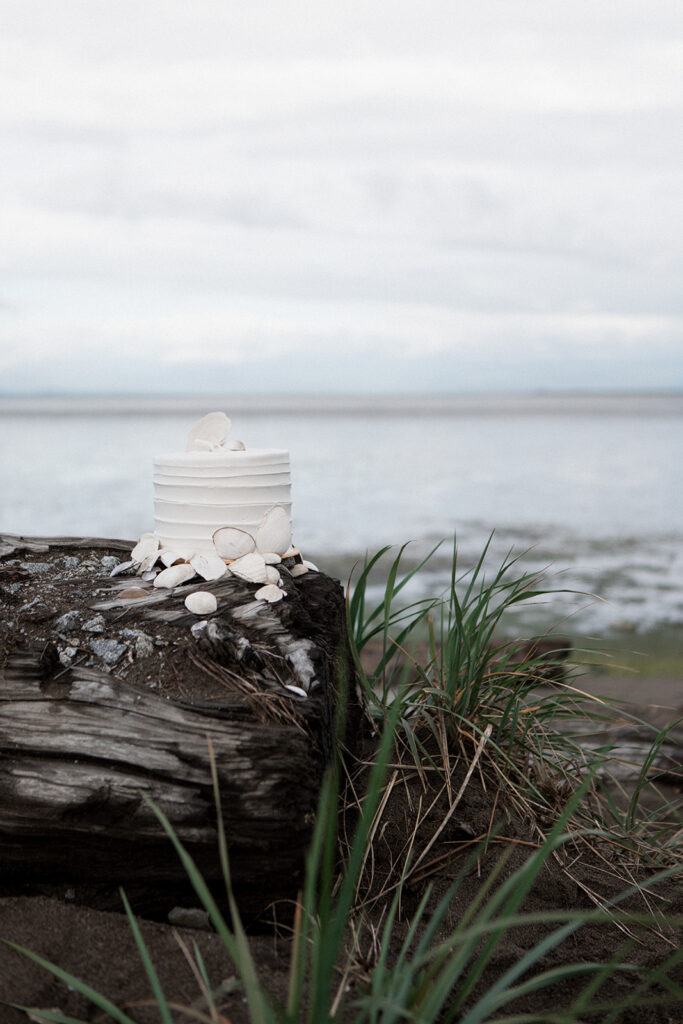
xmin=1 ymin=394 xmax=682 ymax=638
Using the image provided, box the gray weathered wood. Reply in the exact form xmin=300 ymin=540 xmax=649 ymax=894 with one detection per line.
xmin=0 ymin=536 xmax=359 ymax=916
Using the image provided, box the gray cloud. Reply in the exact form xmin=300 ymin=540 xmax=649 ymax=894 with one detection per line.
xmin=0 ymin=0 xmax=681 ymax=393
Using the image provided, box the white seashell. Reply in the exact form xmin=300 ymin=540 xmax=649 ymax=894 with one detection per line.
xmin=262 ymin=552 xmax=282 ymax=565
xmin=132 ymin=534 xmax=160 ymax=571
xmin=160 ymin=550 xmax=184 ymax=568
xmin=213 ymin=527 xmax=256 ymax=561
xmin=109 ymin=559 xmax=136 ymax=577
xmin=255 ymin=583 xmax=286 ymax=603
xmin=229 ymin=551 xmax=268 ymax=584
xmin=226 ymin=439 xmax=245 ymax=451
xmin=285 ymin=684 xmax=307 ymax=698
xmin=264 ymin=565 xmax=281 ymax=585
xmin=186 ymin=412 xmax=231 ymax=452
xmin=140 ymin=569 xmax=158 ymax=582
xmin=190 ymin=553 xmax=228 ymax=581
xmin=302 ymin=560 xmax=319 ymax=572
xmin=184 ymin=591 xmax=218 ymax=615
xmin=255 ymin=506 xmax=291 ymax=556
xmin=153 ymin=563 xmax=197 ymax=589
xmin=290 ymin=564 xmax=308 ymax=578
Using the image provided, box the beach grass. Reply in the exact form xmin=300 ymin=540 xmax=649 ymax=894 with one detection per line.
xmin=3 ymin=538 xmax=682 ymax=1023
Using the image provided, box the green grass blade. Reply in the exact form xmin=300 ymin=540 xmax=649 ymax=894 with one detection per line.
xmin=119 ymin=889 xmax=173 ymax=1024
xmin=1 ymin=941 xmax=137 ymax=1024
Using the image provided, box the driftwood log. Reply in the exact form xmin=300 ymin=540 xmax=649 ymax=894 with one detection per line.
xmin=0 ymin=535 xmax=361 ymax=918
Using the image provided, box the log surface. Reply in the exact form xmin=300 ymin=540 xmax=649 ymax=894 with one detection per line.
xmin=0 ymin=535 xmax=359 ymax=916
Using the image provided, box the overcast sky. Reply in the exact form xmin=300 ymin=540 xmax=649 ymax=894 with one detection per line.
xmin=1 ymin=0 xmax=682 ymax=395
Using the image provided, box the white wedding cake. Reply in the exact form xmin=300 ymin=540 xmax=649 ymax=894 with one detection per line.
xmin=152 ymin=413 xmax=292 ymax=559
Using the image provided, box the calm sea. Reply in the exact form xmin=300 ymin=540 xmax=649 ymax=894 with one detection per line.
xmin=1 ymin=394 xmax=682 ymax=638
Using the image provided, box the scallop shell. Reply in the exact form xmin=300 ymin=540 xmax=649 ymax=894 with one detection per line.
xmin=213 ymin=527 xmax=256 ymax=561
xmin=229 ymin=551 xmax=268 ymax=584
xmin=190 ymin=553 xmax=228 ymax=581
xmin=255 ymin=583 xmax=286 ymax=603
xmin=255 ymin=506 xmax=292 ymax=556
xmin=289 ymin=564 xmax=308 ymax=578
xmin=153 ymin=563 xmax=197 ymax=589
xmin=186 ymin=412 xmax=231 ymax=452
xmin=184 ymin=591 xmax=218 ymax=615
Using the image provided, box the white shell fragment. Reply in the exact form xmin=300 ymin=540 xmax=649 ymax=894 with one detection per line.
xmin=229 ymin=551 xmax=268 ymax=584
xmin=213 ymin=527 xmax=256 ymax=561
xmin=160 ymin=550 xmax=184 ymax=568
xmin=264 ymin=565 xmax=282 ymax=585
xmin=262 ymin=552 xmax=282 ymax=565
xmin=132 ymin=534 xmax=160 ymax=572
xmin=255 ymin=506 xmax=292 ymax=556
xmin=186 ymin=412 xmax=231 ymax=452
xmin=153 ymin=563 xmax=197 ymax=589
xmin=284 ymin=684 xmax=307 ymax=698
xmin=289 ymin=563 xmax=309 ymax=578
xmin=184 ymin=591 xmax=218 ymax=615
xmin=255 ymin=583 xmax=286 ymax=603
xmin=302 ymin=560 xmax=319 ymax=572
xmin=109 ymin=559 xmax=136 ymax=577
xmin=190 ymin=553 xmax=229 ymax=581
xmin=226 ymin=439 xmax=246 ymax=451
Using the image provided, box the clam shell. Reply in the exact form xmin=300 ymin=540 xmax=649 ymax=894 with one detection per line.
xmin=132 ymin=534 xmax=160 ymax=572
xmin=190 ymin=553 xmax=228 ymax=581
xmin=184 ymin=591 xmax=218 ymax=615
xmin=109 ymin=559 xmax=136 ymax=577
xmin=153 ymin=563 xmax=197 ymax=589
xmin=229 ymin=551 xmax=268 ymax=584
xmin=213 ymin=527 xmax=256 ymax=561
xmin=226 ymin=439 xmax=246 ymax=451
xmin=262 ymin=552 xmax=282 ymax=565
xmin=255 ymin=506 xmax=291 ymax=556
xmin=302 ymin=560 xmax=319 ymax=572
xmin=264 ymin=565 xmax=282 ymax=585
xmin=254 ymin=583 xmax=286 ymax=603
xmin=289 ymin=563 xmax=308 ymax=578
xmin=118 ymin=586 xmax=149 ymax=599
xmin=160 ymin=550 xmax=184 ymax=568
xmin=186 ymin=412 xmax=231 ymax=452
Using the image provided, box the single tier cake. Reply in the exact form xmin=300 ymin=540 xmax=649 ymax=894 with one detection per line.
xmin=153 ymin=413 xmax=293 ymax=559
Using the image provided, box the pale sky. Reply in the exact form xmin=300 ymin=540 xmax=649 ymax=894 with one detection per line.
xmin=1 ymin=0 xmax=682 ymax=394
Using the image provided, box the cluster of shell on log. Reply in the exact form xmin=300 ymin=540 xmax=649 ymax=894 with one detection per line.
xmin=118 ymin=414 xmax=319 ymax=614
xmin=121 ymin=506 xmax=318 ymax=616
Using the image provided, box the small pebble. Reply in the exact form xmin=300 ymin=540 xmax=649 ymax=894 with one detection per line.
xmin=19 ymin=562 xmax=51 ymax=574
xmin=83 ymin=615 xmax=106 ymax=634
xmin=168 ymin=907 xmax=212 ymax=931
xmin=100 ymin=555 xmax=119 ymax=572
xmin=55 ymin=610 xmax=82 ymax=635
xmin=89 ymin=638 xmax=127 ymax=665
xmin=64 ymin=556 xmax=80 ymax=570
xmin=58 ymin=646 xmax=78 ymax=668
xmin=134 ymin=635 xmax=155 ymax=659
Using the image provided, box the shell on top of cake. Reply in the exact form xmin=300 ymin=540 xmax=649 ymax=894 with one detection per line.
xmin=126 ymin=412 xmax=315 ymax=604
xmin=154 ymin=411 xmax=292 ymax=560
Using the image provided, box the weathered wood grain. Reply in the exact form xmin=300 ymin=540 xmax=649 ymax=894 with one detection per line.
xmin=0 ymin=536 xmax=360 ymax=916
